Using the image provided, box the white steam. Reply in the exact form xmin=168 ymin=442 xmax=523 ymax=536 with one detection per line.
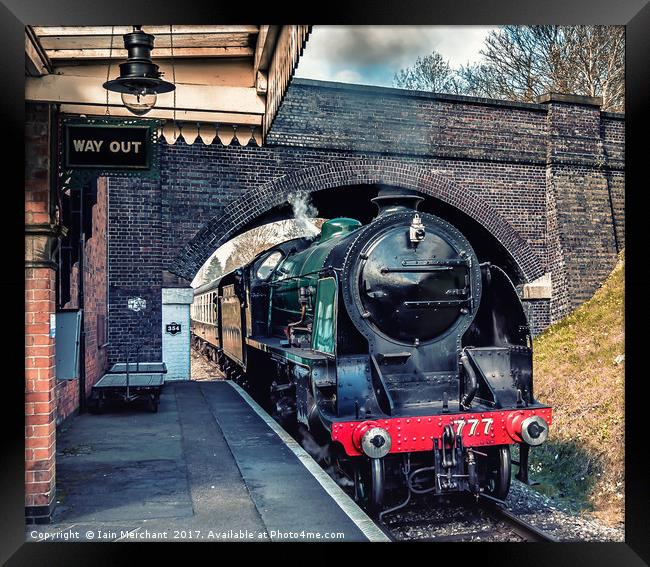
xmin=288 ymin=192 xmax=320 ymax=237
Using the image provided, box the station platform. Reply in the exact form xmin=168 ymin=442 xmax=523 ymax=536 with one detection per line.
xmin=27 ymin=381 xmax=387 ymax=542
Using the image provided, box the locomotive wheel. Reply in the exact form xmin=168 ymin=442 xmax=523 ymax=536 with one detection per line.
xmin=483 ymin=445 xmax=511 ymax=500
xmin=354 ymin=458 xmax=385 ymax=514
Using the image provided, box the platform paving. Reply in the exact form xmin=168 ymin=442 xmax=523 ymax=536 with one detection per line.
xmin=26 ymin=381 xmax=377 ymax=542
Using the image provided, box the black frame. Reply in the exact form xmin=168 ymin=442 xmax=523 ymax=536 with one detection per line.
xmin=7 ymin=1 xmax=649 ymax=564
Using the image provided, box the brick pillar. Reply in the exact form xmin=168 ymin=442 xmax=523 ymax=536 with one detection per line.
xmin=25 ymin=102 xmax=58 ymax=523
xmin=25 ymin=268 xmax=56 ymax=522
xmin=539 ymin=93 xmax=619 ymax=322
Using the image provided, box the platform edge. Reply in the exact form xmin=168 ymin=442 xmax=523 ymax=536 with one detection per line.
xmin=226 ymin=381 xmax=390 ymax=542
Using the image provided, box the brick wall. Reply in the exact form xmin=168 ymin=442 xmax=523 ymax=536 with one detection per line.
xmin=25 ymin=103 xmax=57 ymax=522
xmin=105 ymin=81 xmax=624 ymax=359
xmin=545 ymin=101 xmax=622 ymax=317
xmin=107 ymin=175 xmax=162 ymax=364
xmin=25 ymin=268 xmax=56 ymax=517
xmin=601 ymin=116 xmax=625 ymax=251
xmin=83 ymin=177 xmax=109 ymax=394
xmin=57 ymin=177 xmax=109 ymax=422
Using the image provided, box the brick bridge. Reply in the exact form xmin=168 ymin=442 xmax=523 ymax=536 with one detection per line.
xmin=105 ymin=79 xmax=624 ymax=364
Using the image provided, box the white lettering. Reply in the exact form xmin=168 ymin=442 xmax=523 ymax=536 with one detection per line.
xmin=92 ymin=140 xmax=103 ymax=152
xmin=482 ymin=418 xmax=493 ymax=435
xmin=131 ymin=141 xmax=142 ymax=154
xmin=73 ymin=139 xmax=85 ymax=152
xmin=109 ymin=141 xmax=120 ymax=152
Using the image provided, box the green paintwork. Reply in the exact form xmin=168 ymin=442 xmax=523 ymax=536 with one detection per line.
xmin=312 ymin=277 xmax=338 ymax=355
xmin=268 ymin=217 xmax=361 ymax=334
xmin=319 ymin=217 xmax=362 ymax=242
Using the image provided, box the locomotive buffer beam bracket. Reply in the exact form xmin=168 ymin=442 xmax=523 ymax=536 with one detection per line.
xmin=513 ymin=443 xmax=540 ymax=486
xmin=428 ymin=427 xmax=469 ymax=493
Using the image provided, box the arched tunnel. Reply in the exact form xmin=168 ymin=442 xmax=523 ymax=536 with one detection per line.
xmin=193 ymin=183 xmax=533 ymax=288
xmin=170 ymin=161 xmax=545 ymax=288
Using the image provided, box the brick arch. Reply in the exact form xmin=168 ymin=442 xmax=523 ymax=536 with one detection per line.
xmin=169 ymin=160 xmax=545 ymax=282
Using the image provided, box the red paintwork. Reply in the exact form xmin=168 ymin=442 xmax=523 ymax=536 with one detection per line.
xmin=331 ymin=407 xmax=553 ymax=457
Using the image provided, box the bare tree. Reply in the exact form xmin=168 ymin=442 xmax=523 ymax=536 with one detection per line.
xmin=393 ymin=26 xmax=624 ymax=112
xmin=222 ymin=218 xmax=327 ymax=275
xmin=393 ymin=51 xmax=460 ymax=93
xmin=561 ymin=26 xmax=625 ymax=111
xmin=458 ymin=26 xmax=624 ymax=112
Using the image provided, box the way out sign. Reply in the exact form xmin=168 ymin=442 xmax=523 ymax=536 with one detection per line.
xmin=65 ymin=123 xmax=151 ymax=169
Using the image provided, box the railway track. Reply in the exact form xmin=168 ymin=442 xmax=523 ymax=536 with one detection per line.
xmin=483 ymin=501 xmax=559 ymax=542
xmin=381 ymin=497 xmax=559 ymax=542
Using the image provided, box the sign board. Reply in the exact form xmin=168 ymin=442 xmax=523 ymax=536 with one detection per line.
xmin=128 ymin=297 xmax=147 ymax=312
xmin=165 ymin=322 xmax=182 ymax=335
xmin=65 ymin=124 xmax=151 ymax=170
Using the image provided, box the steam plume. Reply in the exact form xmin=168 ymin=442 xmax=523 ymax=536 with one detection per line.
xmin=288 ymin=192 xmax=320 ymax=237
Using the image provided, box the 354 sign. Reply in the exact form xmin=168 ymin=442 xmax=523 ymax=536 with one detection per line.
xmin=65 ymin=123 xmax=151 ymax=169
xmin=165 ymin=322 xmax=182 ymax=335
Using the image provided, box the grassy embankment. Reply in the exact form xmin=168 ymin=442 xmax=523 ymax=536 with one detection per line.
xmin=527 ymin=251 xmax=624 ymax=526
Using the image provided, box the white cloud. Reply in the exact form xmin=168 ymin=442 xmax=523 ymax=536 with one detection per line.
xmin=332 ymin=69 xmax=364 ymax=83
xmin=295 ymin=25 xmax=498 ymax=87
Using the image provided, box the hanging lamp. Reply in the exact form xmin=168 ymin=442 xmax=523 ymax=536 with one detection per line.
xmin=103 ymin=25 xmax=175 ymax=116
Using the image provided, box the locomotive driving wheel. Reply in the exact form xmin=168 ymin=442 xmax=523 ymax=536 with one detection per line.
xmin=480 ymin=445 xmax=511 ymax=500
xmin=353 ymin=457 xmax=385 ymax=514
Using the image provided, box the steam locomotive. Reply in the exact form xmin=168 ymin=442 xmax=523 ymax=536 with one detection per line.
xmin=191 ymin=188 xmax=552 ymax=513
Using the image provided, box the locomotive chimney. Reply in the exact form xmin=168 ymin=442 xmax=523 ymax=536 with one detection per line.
xmin=371 ymin=187 xmax=424 ymax=217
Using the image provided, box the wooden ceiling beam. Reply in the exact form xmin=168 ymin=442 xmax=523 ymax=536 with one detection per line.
xmin=58 ymin=104 xmax=262 ymax=126
xmin=26 ymin=74 xmax=265 ymax=115
xmin=25 ymin=28 xmax=51 ymax=76
xmin=46 ymin=46 xmax=255 ymax=60
xmin=39 ymin=34 xmax=255 ymax=50
xmin=32 ymin=25 xmax=260 ymax=36
xmin=254 ymin=25 xmax=280 ymax=73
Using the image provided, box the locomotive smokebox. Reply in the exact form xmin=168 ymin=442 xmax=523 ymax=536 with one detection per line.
xmin=371 ymin=187 xmax=425 ymax=217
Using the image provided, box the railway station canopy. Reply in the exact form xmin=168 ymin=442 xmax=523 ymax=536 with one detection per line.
xmin=25 ymin=25 xmax=310 ymax=144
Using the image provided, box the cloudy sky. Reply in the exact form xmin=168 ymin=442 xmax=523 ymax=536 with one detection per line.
xmin=295 ymin=26 xmax=497 ymax=88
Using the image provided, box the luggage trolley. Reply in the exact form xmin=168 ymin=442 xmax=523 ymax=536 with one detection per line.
xmin=90 ymin=297 xmax=165 ymax=413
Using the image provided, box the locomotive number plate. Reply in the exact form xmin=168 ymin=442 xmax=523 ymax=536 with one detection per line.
xmin=453 ymin=418 xmax=493 ymax=436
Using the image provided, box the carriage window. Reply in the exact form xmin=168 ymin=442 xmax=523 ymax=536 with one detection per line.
xmin=257 ymin=251 xmax=283 ymax=280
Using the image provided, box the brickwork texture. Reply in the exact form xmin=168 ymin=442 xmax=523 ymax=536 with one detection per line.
xmin=25 ymin=104 xmax=56 ymax=521
xmin=106 ymin=80 xmax=623 ymax=358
